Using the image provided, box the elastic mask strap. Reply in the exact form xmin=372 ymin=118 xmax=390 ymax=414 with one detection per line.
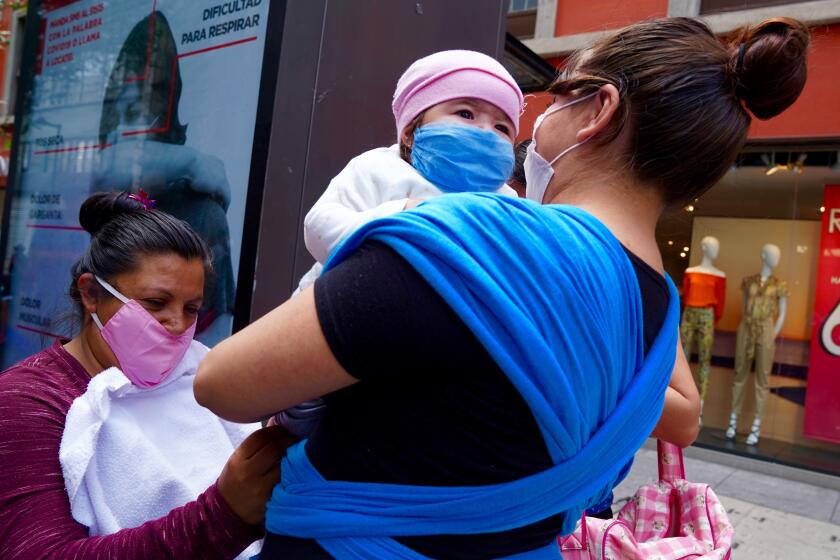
xmin=537 ymin=91 xmax=599 ymax=164
xmin=94 ymin=275 xmax=130 ymax=304
xmin=548 ymin=134 xmax=595 ymax=167
xmin=91 ymin=312 xmax=104 ymax=330
xmin=91 ymin=276 xmax=129 ymax=331
xmin=542 ymin=91 xmax=597 ymax=121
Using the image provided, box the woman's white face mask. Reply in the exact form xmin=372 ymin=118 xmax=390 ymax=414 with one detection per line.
xmin=524 ymin=92 xmax=597 ymax=204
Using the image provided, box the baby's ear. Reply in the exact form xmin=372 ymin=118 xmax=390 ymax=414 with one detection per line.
xmin=401 ymin=129 xmax=414 ymax=149
xmin=399 ymin=130 xmax=415 ymax=163
xmin=399 ymin=140 xmax=413 ymax=164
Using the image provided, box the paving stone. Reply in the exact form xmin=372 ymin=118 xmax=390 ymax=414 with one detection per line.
xmin=716 ymin=469 xmax=840 ymax=523
xmin=718 ymin=495 xmax=757 ymax=529
xmin=722 ymin=503 xmax=840 ymax=560
xmin=682 ymin=453 xmax=737 ymax=487
xmin=832 ymin=497 xmax=840 ymax=526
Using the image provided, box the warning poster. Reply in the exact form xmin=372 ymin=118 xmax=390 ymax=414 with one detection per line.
xmin=1 ymin=0 xmax=270 ymax=366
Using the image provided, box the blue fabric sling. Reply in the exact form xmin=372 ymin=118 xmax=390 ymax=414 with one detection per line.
xmin=265 ymin=193 xmax=680 ymax=559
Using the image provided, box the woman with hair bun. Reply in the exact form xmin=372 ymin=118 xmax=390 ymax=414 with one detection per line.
xmin=0 ymin=192 xmax=288 ymax=559
xmin=197 ymin=16 xmax=809 ymax=560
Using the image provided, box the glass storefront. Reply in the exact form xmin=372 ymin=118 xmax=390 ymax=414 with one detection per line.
xmin=658 ymin=146 xmax=840 ymax=474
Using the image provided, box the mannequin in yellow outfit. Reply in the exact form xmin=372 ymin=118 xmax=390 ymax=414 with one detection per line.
xmin=726 ymin=244 xmax=787 ymax=445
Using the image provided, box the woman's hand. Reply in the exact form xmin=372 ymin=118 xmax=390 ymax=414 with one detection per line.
xmin=217 ymin=426 xmax=295 ymax=525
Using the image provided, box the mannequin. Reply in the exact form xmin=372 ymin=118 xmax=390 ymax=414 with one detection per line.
xmin=726 ymin=244 xmax=788 ymax=445
xmin=681 ymin=236 xmax=726 ymax=421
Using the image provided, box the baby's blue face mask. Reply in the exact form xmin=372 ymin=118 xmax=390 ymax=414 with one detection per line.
xmin=410 ymin=123 xmax=515 ymax=194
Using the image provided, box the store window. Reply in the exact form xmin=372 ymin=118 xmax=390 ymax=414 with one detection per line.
xmin=700 ymin=0 xmax=813 ymax=15
xmin=658 ymin=147 xmax=840 ymax=474
xmin=509 ymin=0 xmax=539 ymax=12
xmin=507 ymin=0 xmax=538 ymax=40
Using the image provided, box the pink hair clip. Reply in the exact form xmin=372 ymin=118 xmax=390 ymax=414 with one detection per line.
xmin=128 ymin=189 xmax=156 ymax=210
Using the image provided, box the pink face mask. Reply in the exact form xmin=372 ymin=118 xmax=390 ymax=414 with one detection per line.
xmin=91 ymin=276 xmax=196 ymax=388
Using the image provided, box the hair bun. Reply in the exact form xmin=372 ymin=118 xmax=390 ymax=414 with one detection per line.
xmin=732 ymin=17 xmax=810 ymax=120
xmin=78 ymin=192 xmax=146 ymax=235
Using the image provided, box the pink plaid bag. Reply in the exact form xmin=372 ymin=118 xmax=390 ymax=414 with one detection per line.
xmin=558 ymin=441 xmax=734 ymax=560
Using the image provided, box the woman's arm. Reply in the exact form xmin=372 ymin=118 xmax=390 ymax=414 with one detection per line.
xmin=0 ymin=388 xmax=271 ymax=560
xmin=650 ymin=337 xmax=701 ymax=448
xmin=195 ymin=287 xmax=358 ymax=423
xmin=0 ymin=484 xmax=259 ymax=560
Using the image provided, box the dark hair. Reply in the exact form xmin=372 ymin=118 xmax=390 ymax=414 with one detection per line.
xmin=550 ymin=17 xmax=809 ymax=205
xmin=69 ymin=192 xmax=212 ymax=316
xmin=399 ymin=112 xmax=425 ymax=163
xmin=510 ymin=138 xmax=531 ymax=186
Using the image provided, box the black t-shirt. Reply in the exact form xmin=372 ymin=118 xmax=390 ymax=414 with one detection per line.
xmin=262 ymin=240 xmax=669 ymax=560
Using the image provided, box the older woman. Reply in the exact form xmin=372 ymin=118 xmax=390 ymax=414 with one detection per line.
xmin=195 ymin=16 xmax=809 ymax=560
xmin=0 ymin=192 xmax=287 ymax=559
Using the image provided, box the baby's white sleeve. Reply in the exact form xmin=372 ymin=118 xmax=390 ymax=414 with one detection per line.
xmin=304 ymin=158 xmax=409 ymax=264
xmin=497 ymin=183 xmax=519 ymax=198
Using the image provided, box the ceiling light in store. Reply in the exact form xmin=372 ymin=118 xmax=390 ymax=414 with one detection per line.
xmin=820 ymin=206 xmax=826 ymax=213
xmin=680 ymin=252 xmax=686 ymax=258
xmin=683 ymin=246 xmax=689 ymax=252
xmin=685 ymin=205 xmax=695 ymax=212
xmin=668 ymin=240 xmax=674 ymax=246
xmin=766 ymin=153 xmax=807 ymax=176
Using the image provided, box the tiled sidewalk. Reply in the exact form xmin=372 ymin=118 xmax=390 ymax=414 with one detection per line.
xmin=612 ymin=446 xmax=840 ymax=559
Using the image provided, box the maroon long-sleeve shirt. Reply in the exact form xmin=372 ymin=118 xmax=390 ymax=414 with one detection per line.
xmin=0 ymin=341 xmax=262 ymax=559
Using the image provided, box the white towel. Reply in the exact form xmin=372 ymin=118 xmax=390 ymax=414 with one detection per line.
xmin=60 ymin=340 xmax=261 ymax=558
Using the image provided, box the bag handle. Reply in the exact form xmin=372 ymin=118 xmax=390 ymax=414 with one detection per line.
xmin=657 ymin=440 xmax=685 ymax=482
xmin=564 ymin=441 xmax=687 ymax=547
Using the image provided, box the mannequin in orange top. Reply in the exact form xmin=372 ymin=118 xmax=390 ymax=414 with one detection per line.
xmin=680 ymin=236 xmax=726 ymax=420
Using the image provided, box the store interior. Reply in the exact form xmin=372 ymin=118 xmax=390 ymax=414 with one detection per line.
xmin=656 ymin=147 xmax=840 ymax=475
